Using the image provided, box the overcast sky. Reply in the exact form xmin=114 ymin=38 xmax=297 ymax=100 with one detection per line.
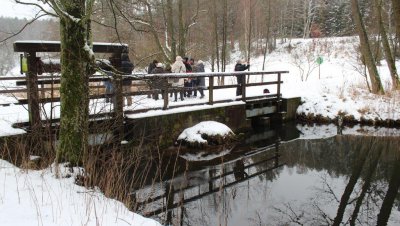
xmin=0 ymin=0 xmax=48 ymax=19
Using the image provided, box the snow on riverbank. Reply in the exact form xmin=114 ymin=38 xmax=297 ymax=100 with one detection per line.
xmin=0 ymin=160 xmax=161 ymax=226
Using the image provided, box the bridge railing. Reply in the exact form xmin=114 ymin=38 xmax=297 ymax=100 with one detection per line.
xmin=0 ymin=71 xmax=288 ymax=137
xmin=0 ymin=71 xmax=288 ymax=106
xmin=0 ymin=70 xmax=288 ymax=117
xmin=140 ymin=71 xmax=289 ymax=104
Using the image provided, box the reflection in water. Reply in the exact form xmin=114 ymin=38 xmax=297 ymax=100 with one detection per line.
xmin=130 ymin=126 xmax=400 ymax=226
xmin=233 ymin=159 xmax=247 ymax=181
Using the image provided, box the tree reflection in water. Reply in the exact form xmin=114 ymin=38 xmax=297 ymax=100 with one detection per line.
xmin=135 ymin=134 xmax=400 ymax=226
xmin=276 ymin=136 xmax=400 ymax=226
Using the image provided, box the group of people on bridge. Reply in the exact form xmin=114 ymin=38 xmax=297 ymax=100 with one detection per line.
xmin=103 ymin=52 xmax=251 ymax=105
xmin=147 ymin=56 xmax=206 ymax=102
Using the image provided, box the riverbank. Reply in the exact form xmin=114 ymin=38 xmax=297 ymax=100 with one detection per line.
xmin=0 ymin=159 xmax=161 ymax=226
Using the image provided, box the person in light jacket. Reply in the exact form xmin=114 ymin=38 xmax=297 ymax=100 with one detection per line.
xmin=170 ymin=56 xmax=186 ymax=101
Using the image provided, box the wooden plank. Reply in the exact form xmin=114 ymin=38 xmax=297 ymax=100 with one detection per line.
xmin=0 ymin=76 xmax=27 ymax=80
xmin=0 ymin=85 xmax=106 ymax=94
xmin=14 ymin=41 xmax=128 ymax=53
xmin=0 ymin=89 xmax=27 ymax=94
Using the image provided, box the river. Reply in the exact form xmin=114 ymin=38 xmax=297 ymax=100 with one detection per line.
xmin=130 ymin=123 xmax=400 ymax=226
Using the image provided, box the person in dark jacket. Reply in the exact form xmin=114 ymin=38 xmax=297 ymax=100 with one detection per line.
xmin=183 ymin=57 xmax=193 ymax=97
xmin=110 ymin=50 xmax=134 ymax=106
xmin=183 ymin=57 xmax=192 ymax=72
xmin=147 ymin=60 xmax=158 ymax=74
xmin=192 ymin=60 xmax=205 ymax=98
xmin=234 ymin=59 xmax=250 ymax=96
xmin=150 ymin=63 xmax=166 ymax=100
xmin=151 ymin=63 xmax=165 ymax=74
xmin=146 ymin=60 xmax=158 ymax=98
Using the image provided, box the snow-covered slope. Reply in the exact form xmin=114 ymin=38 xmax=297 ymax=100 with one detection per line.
xmin=231 ymin=37 xmax=400 ymax=123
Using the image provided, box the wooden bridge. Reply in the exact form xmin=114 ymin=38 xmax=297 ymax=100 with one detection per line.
xmin=0 ymin=41 xmax=296 ymax=142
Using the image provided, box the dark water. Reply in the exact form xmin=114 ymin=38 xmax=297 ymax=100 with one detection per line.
xmin=132 ymin=124 xmax=400 ymax=226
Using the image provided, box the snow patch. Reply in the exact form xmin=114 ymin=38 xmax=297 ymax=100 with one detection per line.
xmin=177 ymin=121 xmax=234 ymax=144
xmin=0 ymin=160 xmax=162 ymax=226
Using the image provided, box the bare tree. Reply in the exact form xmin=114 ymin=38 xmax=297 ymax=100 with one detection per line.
xmin=351 ymin=0 xmax=385 ymax=94
xmin=374 ymin=0 xmax=400 ymax=90
xmin=391 ymin=0 xmax=400 ymax=43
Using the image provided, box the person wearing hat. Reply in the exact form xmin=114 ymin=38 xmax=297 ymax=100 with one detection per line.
xmin=150 ymin=63 xmax=166 ymax=100
xmin=170 ymin=56 xmax=186 ymax=101
xmin=234 ymin=59 xmax=250 ymax=96
xmin=192 ymin=60 xmax=205 ymax=98
xmin=147 ymin=59 xmax=158 ymax=74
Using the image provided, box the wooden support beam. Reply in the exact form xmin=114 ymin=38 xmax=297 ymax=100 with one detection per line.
xmin=277 ymin=72 xmax=282 ymax=112
xmin=26 ymin=52 xmax=41 ymax=129
xmin=113 ymin=78 xmax=124 ymax=142
xmin=241 ymin=74 xmax=246 ymax=102
xmin=208 ymin=76 xmax=214 ymax=105
xmin=14 ymin=41 xmax=128 ymax=53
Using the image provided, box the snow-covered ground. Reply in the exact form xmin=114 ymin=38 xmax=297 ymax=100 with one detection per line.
xmin=248 ymin=37 xmax=400 ymax=123
xmin=0 ymin=160 xmax=161 ymax=226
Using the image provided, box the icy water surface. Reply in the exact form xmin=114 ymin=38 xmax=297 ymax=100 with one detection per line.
xmin=133 ymin=124 xmax=400 ymax=226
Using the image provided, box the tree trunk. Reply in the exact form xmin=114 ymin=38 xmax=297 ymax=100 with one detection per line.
xmin=375 ymin=0 xmax=400 ymax=89
xmin=178 ymin=0 xmax=185 ymax=57
xmin=262 ymin=0 xmax=271 ymax=82
xmin=212 ymin=0 xmax=220 ymax=73
xmin=166 ymin=0 xmax=176 ymax=60
xmin=57 ymin=0 xmax=91 ymax=165
xmin=392 ymin=0 xmax=400 ymax=42
xmin=246 ymin=0 xmax=253 ymax=84
xmin=221 ymin=0 xmax=228 ymax=73
xmin=351 ymin=0 xmax=384 ymax=94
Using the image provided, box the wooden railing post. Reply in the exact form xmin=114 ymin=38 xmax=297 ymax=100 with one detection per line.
xmin=163 ymin=78 xmax=168 ymax=110
xmin=241 ymin=73 xmax=246 ymax=102
xmin=208 ymin=76 xmax=214 ymax=105
xmin=26 ymin=52 xmax=41 ymax=130
xmin=277 ymin=72 xmax=282 ymax=111
xmin=113 ymin=75 xmax=124 ymax=142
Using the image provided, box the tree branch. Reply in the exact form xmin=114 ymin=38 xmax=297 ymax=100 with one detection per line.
xmin=15 ymin=0 xmax=58 ymax=17
xmin=0 ymin=13 xmax=48 ymax=43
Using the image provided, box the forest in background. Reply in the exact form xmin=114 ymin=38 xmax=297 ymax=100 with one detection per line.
xmin=0 ymin=0 xmax=398 ymax=72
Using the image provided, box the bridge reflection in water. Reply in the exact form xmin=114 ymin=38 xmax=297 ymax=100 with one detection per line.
xmin=130 ymin=125 xmax=400 ymax=226
xmin=130 ymin=123 xmax=297 ymax=225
